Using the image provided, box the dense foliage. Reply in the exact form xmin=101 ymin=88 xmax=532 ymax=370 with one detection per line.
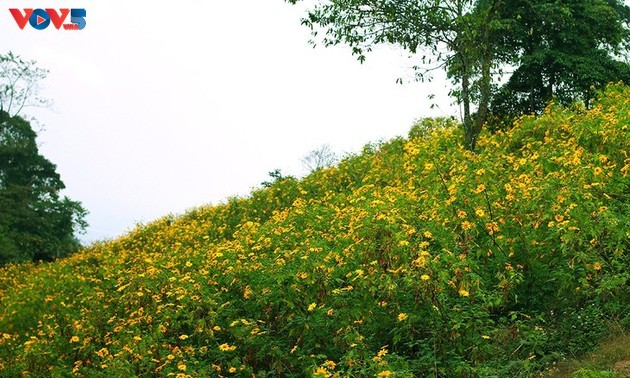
xmin=490 ymin=0 xmax=630 ymax=123
xmin=285 ymin=0 xmax=630 ymax=150
xmin=0 ymin=111 xmax=87 ymax=263
xmin=0 ymin=84 xmax=628 ymax=377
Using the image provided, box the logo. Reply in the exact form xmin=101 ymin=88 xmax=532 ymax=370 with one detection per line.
xmin=9 ymin=9 xmax=86 ymax=30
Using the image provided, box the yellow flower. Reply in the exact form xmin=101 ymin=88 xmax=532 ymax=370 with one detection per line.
xmin=177 ymin=363 xmax=187 ymax=371
xmin=459 ymin=289 xmax=470 ymax=297
xmin=219 ymin=343 xmax=236 ymax=352
xmin=96 ymin=348 xmax=109 ymax=358
xmin=313 ymin=366 xmax=330 ymax=377
xmin=397 ymin=313 xmax=408 ymax=321
xmin=228 ymin=367 xmax=237 ymax=373
xmin=461 ymin=221 xmax=474 ymax=231
xmin=485 ymin=222 xmax=499 ymax=235
xmin=70 ymin=336 xmax=80 ymax=343
xmin=423 ymin=231 xmax=433 ymax=238
xmin=243 ymin=286 xmax=253 ymax=299
xmin=308 ymin=303 xmax=317 ymax=312
xmin=179 ymin=334 xmax=188 ymax=340
xmin=421 ymin=274 xmax=430 ymax=281
xmin=377 ymin=371 xmax=392 ymax=377
xmin=324 ymin=360 xmax=336 ymax=369
xmin=482 ymin=335 xmax=491 ymax=339
xmin=593 ymin=262 xmax=602 ymax=271
xmin=475 ymin=208 xmax=486 ymax=217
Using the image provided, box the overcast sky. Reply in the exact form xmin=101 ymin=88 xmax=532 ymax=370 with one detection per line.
xmin=2 ymin=0 xmax=457 ymax=243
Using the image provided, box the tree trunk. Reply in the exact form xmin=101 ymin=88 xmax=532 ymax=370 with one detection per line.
xmin=460 ymin=55 xmax=475 ymax=151
xmin=461 ymin=0 xmax=500 ymax=152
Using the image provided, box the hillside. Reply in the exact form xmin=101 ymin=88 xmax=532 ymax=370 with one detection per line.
xmin=0 ymin=84 xmax=628 ymax=377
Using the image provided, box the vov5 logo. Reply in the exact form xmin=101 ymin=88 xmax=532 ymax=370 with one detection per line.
xmin=9 ymin=9 xmax=86 ymax=30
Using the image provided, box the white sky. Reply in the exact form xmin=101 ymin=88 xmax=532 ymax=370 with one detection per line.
xmin=2 ymin=0 xmax=456 ymax=243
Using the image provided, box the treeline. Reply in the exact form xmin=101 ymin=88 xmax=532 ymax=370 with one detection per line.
xmin=0 ymin=53 xmax=87 ymax=264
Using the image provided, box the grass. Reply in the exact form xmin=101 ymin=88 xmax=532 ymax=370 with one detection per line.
xmin=546 ymin=328 xmax=630 ymax=377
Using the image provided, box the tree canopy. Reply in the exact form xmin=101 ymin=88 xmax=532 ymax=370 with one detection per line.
xmin=0 ymin=110 xmax=87 ymax=263
xmin=285 ymin=0 xmax=630 ymax=149
xmin=0 ymin=53 xmax=87 ymax=264
xmin=491 ymin=0 xmax=630 ymax=122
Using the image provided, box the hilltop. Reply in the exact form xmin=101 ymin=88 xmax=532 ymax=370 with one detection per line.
xmin=0 ymin=84 xmax=628 ymax=377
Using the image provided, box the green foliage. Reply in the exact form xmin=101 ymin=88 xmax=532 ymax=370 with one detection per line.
xmin=0 ymin=84 xmax=628 ymax=376
xmin=571 ymin=369 xmax=619 ymax=378
xmin=408 ymin=117 xmax=459 ymax=140
xmin=285 ymin=0 xmax=508 ymax=150
xmin=284 ymin=0 xmax=630 ymax=146
xmin=490 ymin=0 xmax=630 ymax=126
xmin=261 ymin=169 xmax=295 ymax=188
xmin=0 ymin=110 xmax=87 ymax=263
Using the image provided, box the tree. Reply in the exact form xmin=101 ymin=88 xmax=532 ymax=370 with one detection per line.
xmin=261 ymin=169 xmax=295 ymax=188
xmin=0 ymin=53 xmax=87 ymax=264
xmin=490 ymin=0 xmax=630 ymax=121
xmin=0 ymin=110 xmax=87 ymax=263
xmin=285 ymin=0 xmax=508 ymax=151
xmin=285 ymin=0 xmax=630 ymax=149
xmin=301 ymin=144 xmax=337 ymax=172
xmin=0 ymin=52 xmax=50 ymax=117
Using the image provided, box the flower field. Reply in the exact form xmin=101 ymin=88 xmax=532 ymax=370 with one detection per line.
xmin=0 ymin=84 xmax=628 ymax=377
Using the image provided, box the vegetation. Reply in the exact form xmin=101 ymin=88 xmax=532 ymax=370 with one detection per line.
xmin=0 ymin=52 xmax=50 ymax=117
xmin=490 ymin=0 xmax=630 ymax=125
xmin=0 ymin=84 xmax=627 ymax=376
xmin=0 ymin=110 xmax=87 ymax=264
xmin=302 ymin=144 xmax=338 ymax=173
xmin=284 ymin=0 xmax=630 ymax=150
xmin=0 ymin=53 xmax=88 ymax=264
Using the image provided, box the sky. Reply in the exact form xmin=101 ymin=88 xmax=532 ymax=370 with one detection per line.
xmin=1 ymin=0 xmax=456 ymax=243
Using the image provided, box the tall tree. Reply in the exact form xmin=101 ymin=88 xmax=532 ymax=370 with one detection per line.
xmin=284 ymin=0 xmax=507 ymax=151
xmin=0 ymin=53 xmax=87 ymax=264
xmin=285 ymin=0 xmax=630 ymax=147
xmin=0 ymin=110 xmax=87 ymax=263
xmin=491 ymin=0 xmax=630 ymax=120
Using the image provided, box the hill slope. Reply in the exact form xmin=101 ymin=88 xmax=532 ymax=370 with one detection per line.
xmin=0 ymin=84 xmax=629 ymax=377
